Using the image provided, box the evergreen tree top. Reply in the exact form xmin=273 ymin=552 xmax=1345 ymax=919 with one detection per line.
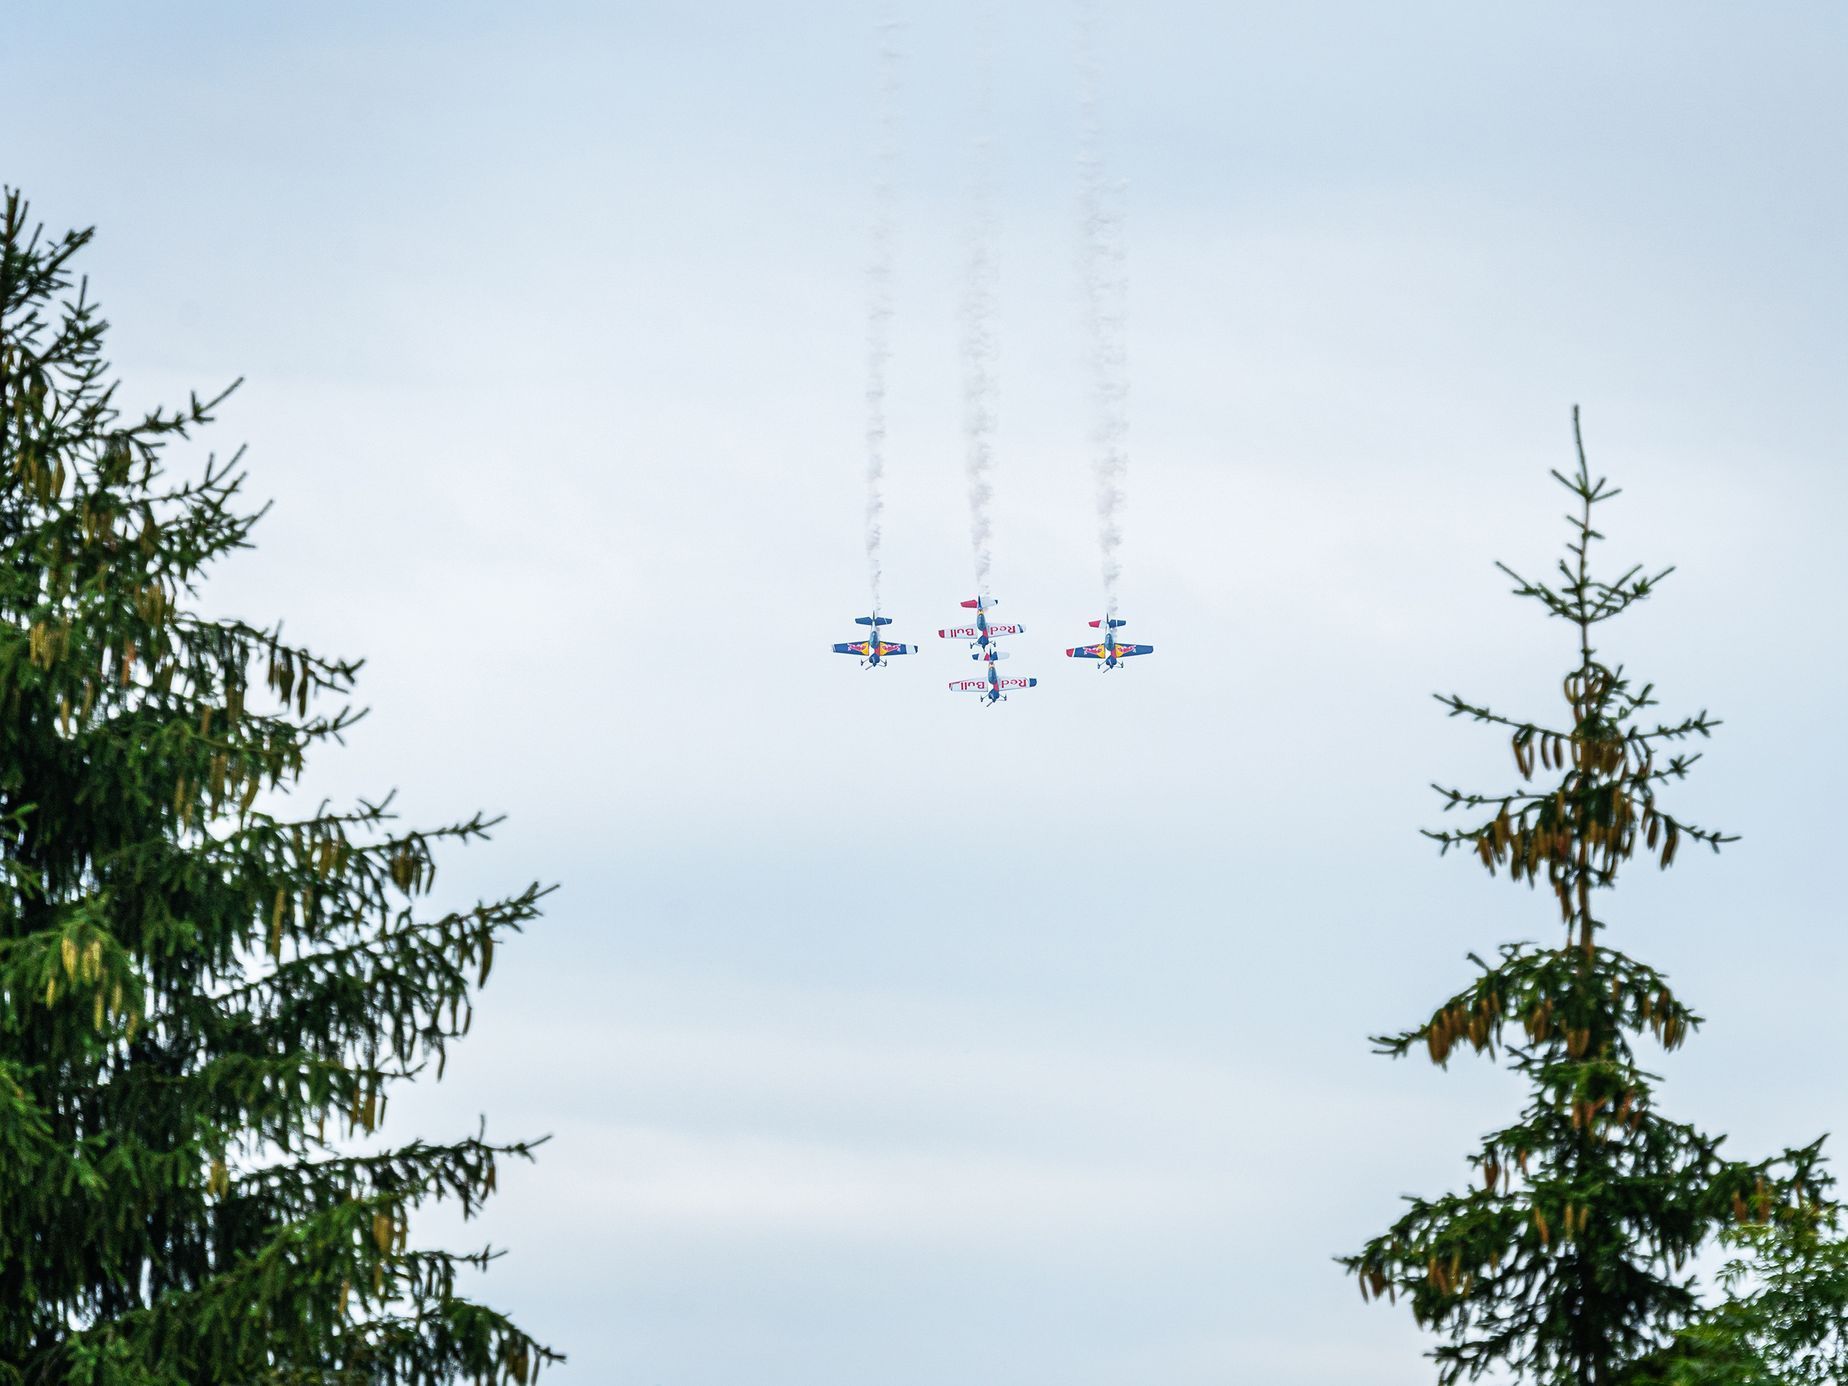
xmin=1427 ymin=409 xmax=1733 ymax=952
xmin=0 ymin=188 xmax=560 ymax=1384
xmin=1345 ymin=411 xmax=1827 ymax=1386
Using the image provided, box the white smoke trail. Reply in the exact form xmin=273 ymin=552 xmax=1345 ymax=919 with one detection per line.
xmin=963 ymin=13 xmax=999 ymax=596
xmin=864 ymin=21 xmax=901 ymax=612
xmin=1076 ymin=0 xmax=1128 ymax=620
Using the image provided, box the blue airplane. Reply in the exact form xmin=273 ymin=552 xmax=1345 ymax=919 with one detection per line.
xmin=1066 ymin=617 xmax=1154 ymax=670
xmin=832 ymin=613 xmax=914 ymax=668
xmin=937 ymin=594 xmax=1025 ymax=654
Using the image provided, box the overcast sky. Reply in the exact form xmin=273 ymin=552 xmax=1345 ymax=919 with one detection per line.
xmin=13 ymin=2 xmax=1848 ymax=1382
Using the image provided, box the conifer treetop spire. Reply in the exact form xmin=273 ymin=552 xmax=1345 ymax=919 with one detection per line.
xmin=1345 ymin=411 xmax=1827 ymax=1386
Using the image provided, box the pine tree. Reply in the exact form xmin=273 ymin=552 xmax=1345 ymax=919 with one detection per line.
xmin=1343 ymin=411 xmax=1829 ymax=1385
xmin=0 ymin=191 xmax=560 ymax=1383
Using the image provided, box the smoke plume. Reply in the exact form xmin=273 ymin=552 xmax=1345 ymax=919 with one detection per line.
xmin=864 ymin=21 xmax=901 ymax=611
xmin=963 ymin=20 xmax=999 ymax=596
xmin=1076 ymin=0 xmax=1128 ymax=619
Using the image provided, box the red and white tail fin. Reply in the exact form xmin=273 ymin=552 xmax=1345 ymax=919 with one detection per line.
xmin=959 ymin=595 xmax=997 ymax=610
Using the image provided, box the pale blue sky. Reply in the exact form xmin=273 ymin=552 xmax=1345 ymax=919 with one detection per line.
xmin=13 ymin=3 xmax=1848 ymax=1382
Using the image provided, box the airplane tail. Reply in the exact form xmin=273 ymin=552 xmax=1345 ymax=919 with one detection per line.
xmin=1088 ymin=618 xmax=1128 ymax=629
xmin=959 ymin=596 xmax=995 ymax=610
xmin=855 ymin=615 xmax=894 ymax=627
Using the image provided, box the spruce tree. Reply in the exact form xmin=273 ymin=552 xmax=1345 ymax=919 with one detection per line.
xmin=0 ymin=191 xmax=560 ymax=1383
xmin=1344 ymin=411 xmax=1828 ymax=1385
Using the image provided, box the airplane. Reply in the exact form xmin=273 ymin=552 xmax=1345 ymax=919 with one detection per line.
xmin=949 ymin=652 xmax=1037 ymax=706
xmin=937 ymin=594 xmax=1025 ymax=654
xmin=1066 ymin=616 xmax=1154 ymax=670
xmin=832 ymin=614 xmax=914 ymax=668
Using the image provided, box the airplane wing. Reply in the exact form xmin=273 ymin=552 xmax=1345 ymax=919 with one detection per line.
xmin=1066 ymin=645 xmax=1107 ymax=659
xmin=996 ymin=677 xmax=1037 ymax=691
xmin=833 ymin=642 xmax=871 ymax=656
xmin=1119 ymin=644 xmax=1155 ymax=657
xmin=983 ymin=622 xmax=1025 ymax=637
xmin=939 ymin=625 xmax=979 ymax=639
xmin=948 ymin=679 xmax=991 ymax=692
xmin=878 ymin=643 xmax=914 ymax=657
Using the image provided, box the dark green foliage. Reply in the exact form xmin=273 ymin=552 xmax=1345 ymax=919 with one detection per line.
xmin=0 ymin=191 xmax=559 ymax=1383
xmin=1630 ymin=1218 xmax=1848 ymax=1384
xmin=1344 ymin=412 xmax=1827 ymax=1385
